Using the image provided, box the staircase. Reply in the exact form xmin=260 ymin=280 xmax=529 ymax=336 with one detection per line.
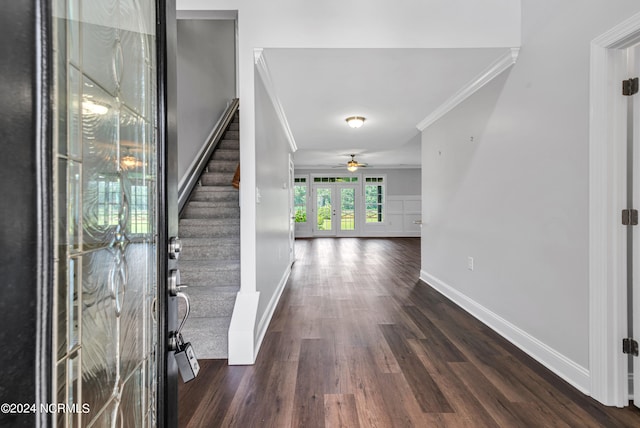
xmin=179 ymin=111 xmax=240 ymax=359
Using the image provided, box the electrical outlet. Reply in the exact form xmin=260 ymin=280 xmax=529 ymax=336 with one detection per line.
xmin=467 ymin=256 xmax=474 ymax=271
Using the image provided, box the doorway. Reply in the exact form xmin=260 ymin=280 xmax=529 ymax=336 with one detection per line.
xmin=313 ymin=180 xmax=360 ymax=237
xmin=589 ymin=12 xmax=640 ymax=408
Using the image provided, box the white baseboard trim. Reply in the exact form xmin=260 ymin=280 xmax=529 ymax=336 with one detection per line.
xmin=254 ymin=263 xmax=292 ymax=361
xmin=419 ymin=270 xmax=591 ymax=395
xmin=228 ymin=291 xmax=260 ymax=365
xmin=300 ymin=233 xmax=421 ymax=239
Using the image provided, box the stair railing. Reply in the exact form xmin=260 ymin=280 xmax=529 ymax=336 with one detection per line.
xmin=178 ymin=98 xmax=239 ymax=216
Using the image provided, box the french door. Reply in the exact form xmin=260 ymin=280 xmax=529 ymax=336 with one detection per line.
xmin=313 ymin=184 xmax=358 ymax=236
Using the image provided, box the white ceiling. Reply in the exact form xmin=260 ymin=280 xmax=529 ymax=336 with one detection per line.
xmin=263 ymin=48 xmax=511 ymax=169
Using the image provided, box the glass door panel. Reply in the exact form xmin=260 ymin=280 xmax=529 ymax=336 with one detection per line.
xmin=315 ymin=187 xmax=335 ymax=235
xmin=340 ymin=187 xmax=356 ymax=233
xmin=52 ymin=0 xmax=159 ymax=426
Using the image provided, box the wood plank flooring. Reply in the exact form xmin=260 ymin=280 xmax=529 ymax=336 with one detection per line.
xmin=178 ymin=237 xmax=640 ymax=427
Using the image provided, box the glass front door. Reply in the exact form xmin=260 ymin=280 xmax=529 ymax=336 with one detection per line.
xmin=52 ymin=1 xmax=160 ymax=426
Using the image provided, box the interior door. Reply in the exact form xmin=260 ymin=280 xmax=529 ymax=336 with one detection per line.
xmin=314 ymin=186 xmax=336 ymax=236
xmin=51 ymin=0 xmax=177 ymax=425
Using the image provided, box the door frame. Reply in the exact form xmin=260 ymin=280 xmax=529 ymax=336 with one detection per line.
xmin=0 ymin=1 xmax=53 ymax=426
xmin=336 ymin=184 xmax=359 ymax=237
xmin=289 ymin=154 xmax=296 ymax=264
xmin=311 ymin=179 xmax=362 ymax=237
xmin=313 ymin=185 xmax=338 ymax=236
xmin=158 ymin=0 xmax=180 ymax=426
xmin=589 ymin=11 xmax=640 ymax=407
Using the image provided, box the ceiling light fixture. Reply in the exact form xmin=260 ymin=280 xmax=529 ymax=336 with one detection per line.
xmin=347 ymin=159 xmax=359 ymax=172
xmin=345 ymin=116 xmax=365 ymax=129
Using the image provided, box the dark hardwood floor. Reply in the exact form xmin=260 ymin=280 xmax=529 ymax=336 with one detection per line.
xmin=178 ymin=237 xmax=640 ymax=427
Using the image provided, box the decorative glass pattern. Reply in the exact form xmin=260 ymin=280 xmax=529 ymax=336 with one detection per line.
xmin=52 ymin=1 xmax=158 ymax=426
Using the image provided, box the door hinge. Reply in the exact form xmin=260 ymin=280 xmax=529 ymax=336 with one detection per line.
xmin=622 ymin=77 xmax=639 ymax=96
xmin=622 ymin=209 xmax=638 ymax=226
xmin=623 ymin=338 xmax=639 ymax=356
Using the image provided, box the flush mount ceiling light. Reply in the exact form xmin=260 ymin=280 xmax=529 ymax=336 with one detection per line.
xmin=345 ymin=116 xmax=365 ymax=129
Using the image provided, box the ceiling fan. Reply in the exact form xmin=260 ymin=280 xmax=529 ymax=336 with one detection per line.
xmin=333 ymin=154 xmax=369 ymax=172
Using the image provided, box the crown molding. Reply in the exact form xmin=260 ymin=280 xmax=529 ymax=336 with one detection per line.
xmin=254 ymin=48 xmax=298 ymax=153
xmin=416 ymin=47 xmax=519 ymax=131
xmin=592 ymin=11 xmax=640 ymax=48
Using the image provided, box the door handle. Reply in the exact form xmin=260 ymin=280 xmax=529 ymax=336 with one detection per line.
xmin=167 ymin=269 xmax=200 ymax=382
xmin=169 ymin=291 xmax=191 ymax=351
xmin=168 ymin=269 xmax=189 ymax=350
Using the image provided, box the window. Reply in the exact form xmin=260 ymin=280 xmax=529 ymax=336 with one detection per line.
xmin=365 ymin=176 xmax=384 ymax=223
xmin=294 ymin=177 xmax=307 ymax=223
xmin=313 ymin=176 xmax=358 ymax=183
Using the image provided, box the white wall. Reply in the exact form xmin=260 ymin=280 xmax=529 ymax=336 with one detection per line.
xmin=421 ymin=0 xmax=640 ymax=393
xmin=177 ymin=19 xmax=235 ymax=184
xmin=254 ymin=68 xmax=293 ymax=332
xmin=178 ymin=0 xmax=520 ymax=48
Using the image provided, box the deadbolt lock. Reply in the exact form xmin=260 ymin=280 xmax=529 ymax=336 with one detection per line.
xmin=168 ymin=236 xmax=182 ymax=260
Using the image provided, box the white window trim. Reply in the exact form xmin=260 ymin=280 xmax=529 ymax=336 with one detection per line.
xmin=363 ymin=174 xmax=387 ymax=226
xmin=294 ymin=174 xmax=309 ymax=224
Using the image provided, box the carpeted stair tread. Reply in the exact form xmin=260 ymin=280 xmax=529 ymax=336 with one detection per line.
xmin=179 ymin=286 xmax=240 ymax=318
xmin=181 ymin=206 xmax=239 ymax=219
xmin=186 ymin=200 xmax=238 ymax=209
xmin=205 ymin=160 xmax=237 ymax=172
xmin=180 ymin=259 xmax=240 ymax=272
xmin=180 ymin=316 xmax=231 ymax=359
xmin=180 ymin=238 xmax=240 ymax=261
xmin=200 ymin=172 xmax=236 ymax=186
xmin=179 ymin=223 xmax=239 ymax=239
xmin=190 ymin=189 xmax=237 ymax=202
xmin=212 ymin=150 xmax=239 ymax=161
